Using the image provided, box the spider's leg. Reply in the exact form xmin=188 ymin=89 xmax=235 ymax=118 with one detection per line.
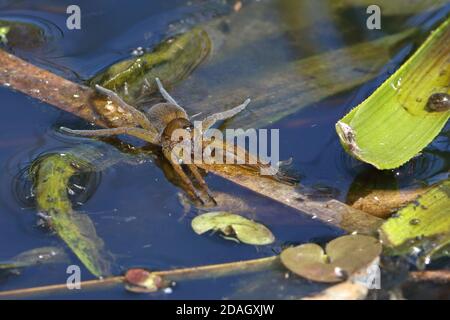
xmin=170 ymin=162 xmax=206 ymax=205
xmin=201 ymin=98 xmax=250 ymax=130
xmin=94 ymin=85 xmax=153 ymax=131
xmin=60 ymin=126 xmax=159 ymax=145
xmin=155 ymin=78 xmax=181 ymax=107
xmin=186 ymin=164 xmax=217 ymax=206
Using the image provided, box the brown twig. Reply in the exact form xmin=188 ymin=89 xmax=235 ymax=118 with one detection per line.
xmin=409 ymin=270 xmax=450 ymax=283
xmin=0 ymin=256 xmax=279 ymax=298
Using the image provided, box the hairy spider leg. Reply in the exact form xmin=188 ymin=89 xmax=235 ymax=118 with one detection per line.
xmin=155 ymin=78 xmax=181 ymax=107
xmin=163 ymin=148 xmax=206 ymax=205
xmin=186 ymin=164 xmax=217 ymax=206
xmin=60 ymin=126 xmax=159 ymax=145
xmin=94 ymin=85 xmax=154 ymax=132
xmin=201 ymin=98 xmax=251 ymax=130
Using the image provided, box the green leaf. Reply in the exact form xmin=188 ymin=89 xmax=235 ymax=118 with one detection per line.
xmin=31 ymin=151 xmax=112 ymax=278
xmin=90 ymin=27 xmax=210 ymax=104
xmin=191 ymin=212 xmax=275 ymax=245
xmin=280 ymin=235 xmax=382 ymax=283
xmin=379 ymin=178 xmax=450 ymax=264
xmin=336 ymin=17 xmax=450 ymax=169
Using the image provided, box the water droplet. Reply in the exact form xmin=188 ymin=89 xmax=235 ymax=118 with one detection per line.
xmin=131 ymin=46 xmax=144 ymax=56
xmin=409 ymin=218 xmax=420 ymax=225
xmin=163 ymin=287 xmax=172 ymax=294
xmin=390 ymin=77 xmax=402 ymax=91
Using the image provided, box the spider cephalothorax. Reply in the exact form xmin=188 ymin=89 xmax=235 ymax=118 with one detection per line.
xmin=61 ymin=78 xmax=251 ymax=206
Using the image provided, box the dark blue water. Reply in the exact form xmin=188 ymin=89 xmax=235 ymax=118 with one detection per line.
xmin=0 ymin=0 xmax=448 ymax=299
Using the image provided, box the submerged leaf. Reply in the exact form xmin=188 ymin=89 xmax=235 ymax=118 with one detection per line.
xmin=90 ymin=27 xmax=210 ymax=104
xmin=336 ymin=17 xmax=450 ymax=169
xmin=380 ymin=178 xmax=450 ymax=264
xmin=191 ymin=212 xmax=275 ymax=245
xmin=171 ymin=0 xmax=419 ymax=130
xmin=0 ymin=19 xmax=47 ymax=50
xmin=31 ymin=151 xmax=112 ymax=278
xmin=280 ymin=235 xmax=382 ymax=283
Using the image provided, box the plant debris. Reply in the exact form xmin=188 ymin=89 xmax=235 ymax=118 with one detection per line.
xmin=191 ymin=211 xmax=275 ymax=245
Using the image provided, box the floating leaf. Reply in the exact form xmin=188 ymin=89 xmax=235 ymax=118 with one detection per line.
xmin=124 ymin=268 xmax=165 ymax=293
xmin=191 ymin=212 xmax=275 ymax=245
xmin=380 ymin=178 xmax=450 ymax=264
xmin=336 ymin=17 xmax=450 ymax=169
xmin=280 ymin=235 xmax=382 ymax=283
xmin=90 ymin=27 xmax=210 ymax=104
xmin=31 ymin=150 xmax=112 ymax=278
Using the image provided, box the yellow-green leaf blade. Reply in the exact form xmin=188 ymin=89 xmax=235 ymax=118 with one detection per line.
xmin=336 ymin=17 xmax=450 ymax=169
xmin=31 ymin=152 xmax=112 ymax=278
xmin=380 ymin=179 xmax=450 ymax=262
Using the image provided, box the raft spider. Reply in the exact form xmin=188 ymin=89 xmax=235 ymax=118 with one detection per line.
xmin=61 ymin=78 xmax=251 ymax=206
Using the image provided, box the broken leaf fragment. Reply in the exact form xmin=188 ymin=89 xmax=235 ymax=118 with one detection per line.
xmin=336 ymin=17 xmax=450 ymax=169
xmin=280 ymin=235 xmax=382 ymax=283
xmin=380 ymin=178 xmax=450 ymax=265
xmin=191 ymin=212 xmax=275 ymax=245
xmin=124 ymin=268 xmax=164 ymax=293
